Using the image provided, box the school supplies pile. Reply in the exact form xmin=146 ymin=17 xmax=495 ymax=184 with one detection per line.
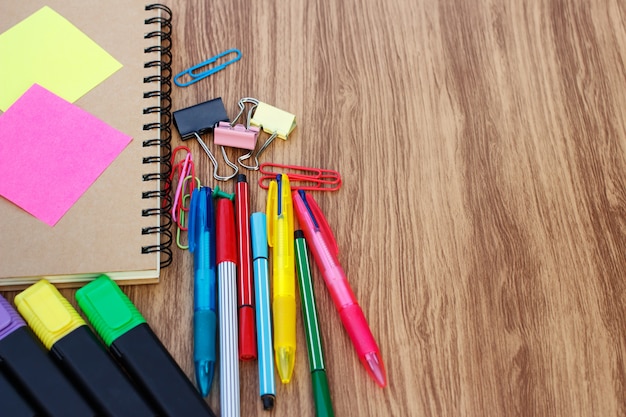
xmin=0 ymin=3 xmax=385 ymax=416
xmin=166 ymin=174 xmax=383 ymax=417
xmin=166 ymin=76 xmax=360 ymax=415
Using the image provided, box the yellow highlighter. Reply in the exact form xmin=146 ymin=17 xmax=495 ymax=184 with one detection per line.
xmin=15 ymin=280 xmax=156 ymax=417
xmin=266 ymin=174 xmax=297 ymax=383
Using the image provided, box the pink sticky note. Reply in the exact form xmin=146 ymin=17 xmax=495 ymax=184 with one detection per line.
xmin=0 ymin=84 xmax=132 ymax=226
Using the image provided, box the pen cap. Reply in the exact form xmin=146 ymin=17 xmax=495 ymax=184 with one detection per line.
xmin=250 ymin=212 xmax=268 ymax=259
xmin=216 ymin=198 xmax=237 ymax=264
xmin=239 ymin=307 xmax=257 ymax=360
xmin=14 ymin=280 xmax=85 ymax=349
xmin=0 ymin=295 xmax=25 ymax=340
xmin=76 ymin=275 xmax=146 ymax=347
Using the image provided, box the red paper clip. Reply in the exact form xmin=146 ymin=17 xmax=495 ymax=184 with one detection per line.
xmin=258 ymin=162 xmax=342 ymax=191
xmin=166 ymin=146 xmax=197 ymax=229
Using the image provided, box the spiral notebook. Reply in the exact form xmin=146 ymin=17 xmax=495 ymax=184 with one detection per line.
xmin=0 ymin=1 xmax=173 ymax=288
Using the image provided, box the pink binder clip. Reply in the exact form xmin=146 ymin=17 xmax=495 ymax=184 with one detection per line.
xmin=213 ymin=121 xmax=260 ymax=150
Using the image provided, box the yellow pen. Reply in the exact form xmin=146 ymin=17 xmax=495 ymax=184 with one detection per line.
xmin=266 ymin=174 xmax=296 ymax=383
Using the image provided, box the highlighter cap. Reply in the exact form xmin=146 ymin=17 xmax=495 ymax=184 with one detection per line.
xmin=250 ymin=212 xmax=268 ymax=260
xmin=14 ymin=280 xmax=85 ymax=349
xmin=76 ymin=275 xmax=146 ymax=346
xmin=0 ymin=295 xmax=25 ymax=341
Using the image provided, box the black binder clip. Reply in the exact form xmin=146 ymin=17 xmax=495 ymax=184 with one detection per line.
xmin=173 ymin=97 xmax=238 ymax=181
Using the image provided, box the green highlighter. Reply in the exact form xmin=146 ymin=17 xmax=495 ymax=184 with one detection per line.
xmin=294 ymin=230 xmax=335 ymax=417
xmin=75 ymin=275 xmax=217 ymax=417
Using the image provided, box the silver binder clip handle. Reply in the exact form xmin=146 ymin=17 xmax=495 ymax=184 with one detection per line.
xmin=193 ymin=132 xmax=238 ymax=181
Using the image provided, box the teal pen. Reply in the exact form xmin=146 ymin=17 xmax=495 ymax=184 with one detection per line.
xmin=294 ymin=230 xmax=335 ymax=417
xmin=250 ymin=212 xmax=276 ymax=410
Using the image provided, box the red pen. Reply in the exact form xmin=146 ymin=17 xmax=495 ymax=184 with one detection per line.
xmin=236 ymin=174 xmax=257 ymax=360
xmin=292 ymin=190 xmax=387 ymax=387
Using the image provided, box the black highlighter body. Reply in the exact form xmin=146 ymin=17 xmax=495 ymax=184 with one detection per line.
xmin=0 ymin=369 xmax=40 ymax=417
xmin=0 ymin=326 xmax=96 ymax=417
xmin=50 ymin=325 xmax=157 ymax=417
xmin=110 ymin=323 xmax=218 ymax=417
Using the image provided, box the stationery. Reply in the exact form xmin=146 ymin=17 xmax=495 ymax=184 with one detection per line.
xmin=173 ymin=48 xmax=242 ymax=87
xmin=258 ymin=162 xmax=342 ymax=192
xmin=188 ymin=187 xmax=218 ymax=397
xmin=266 ymin=174 xmax=297 ymax=383
xmin=292 ymin=190 xmax=387 ymax=387
xmin=0 ymin=84 xmax=132 ymax=227
xmin=249 ymin=102 xmax=297 ymax=140
xmin=216 ymin=197 xmax=241 ymax=417
xmin=0 ymin=5 xmax=122 ymax=111
xmin=295 ymin=230 xmax=335 ymax=417
xmin=0 ymin=294 xmax=96 ymax=417
xmin=251 ymin=212 xmax=276 ymax=410
xmin=0 ymin=1 xmax=173 ymax=287
xmin=172 ymin=97 xmax=238 ymax=181
xmin=15 ymin=280 xmax=156 ymax=417
xmin=239 ymin=100 xmax=297 ymax=170
xmin=236 ymin=174 xmax=257 ymax=360
xmin=76 ymin=275 xmax=217 ymax=417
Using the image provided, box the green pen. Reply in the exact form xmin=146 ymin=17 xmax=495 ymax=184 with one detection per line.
xmin=294 ymin=230 xmax=335 ymax=417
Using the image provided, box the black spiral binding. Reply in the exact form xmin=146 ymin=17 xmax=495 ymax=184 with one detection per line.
xmin=141 ymin=4 xmax=173 ymax=268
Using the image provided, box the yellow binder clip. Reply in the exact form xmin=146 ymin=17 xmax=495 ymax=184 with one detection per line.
xmin=249 ymin=102 xmax=296 ymax=140
xmin=239 ymin=101 xmax=296 ymax=170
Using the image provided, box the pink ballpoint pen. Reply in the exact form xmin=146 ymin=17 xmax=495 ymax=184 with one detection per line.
xmin=292 ymin=190 xmax=387 ymax=387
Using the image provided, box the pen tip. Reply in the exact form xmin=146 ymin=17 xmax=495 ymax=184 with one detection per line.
xmin=195 ymin=360 xmax=215 ymax=397
xmin=364 ymin=352 xmax=387 ymax=387
xmin=276 ymin=347 xmax=296 ymax=384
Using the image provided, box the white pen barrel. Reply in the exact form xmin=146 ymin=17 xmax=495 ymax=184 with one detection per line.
xmin=218 ymin=261 xmax=240 ymax=417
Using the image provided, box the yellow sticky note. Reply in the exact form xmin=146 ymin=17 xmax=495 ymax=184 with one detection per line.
xmin=0 ymin=6 xmax=122 ymax=111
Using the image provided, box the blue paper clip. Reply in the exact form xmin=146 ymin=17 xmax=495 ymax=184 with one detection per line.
xmin=174 ymin=48 xmax=242 ymax=87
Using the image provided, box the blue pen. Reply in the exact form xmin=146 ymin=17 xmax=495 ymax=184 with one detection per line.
xmin=188 ymin=187 xmax=218 ymax=397
xmin=250 ymin=212 xmax=276 ymax=410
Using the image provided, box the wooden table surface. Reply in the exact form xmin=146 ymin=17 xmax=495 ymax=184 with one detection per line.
xmin=5 ymin=0 xmax=626 ymax=415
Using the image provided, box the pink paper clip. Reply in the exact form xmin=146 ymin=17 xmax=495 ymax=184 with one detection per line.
xmin=171 ymin=153 xmax=191 ymax=221
xmin=258 ymin=162 xmax=342 ymax=191
xmin=164 ymin=146 xmax=190 ymax=206
xmin=213 ymin=121 xmax=260 ymax=150
xmin=167 ymin=146 xmax=197 ymax=229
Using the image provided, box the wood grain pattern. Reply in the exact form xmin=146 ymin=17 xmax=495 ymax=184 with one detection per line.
xmin=3 ymin=0 xmax=626 ymax=415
